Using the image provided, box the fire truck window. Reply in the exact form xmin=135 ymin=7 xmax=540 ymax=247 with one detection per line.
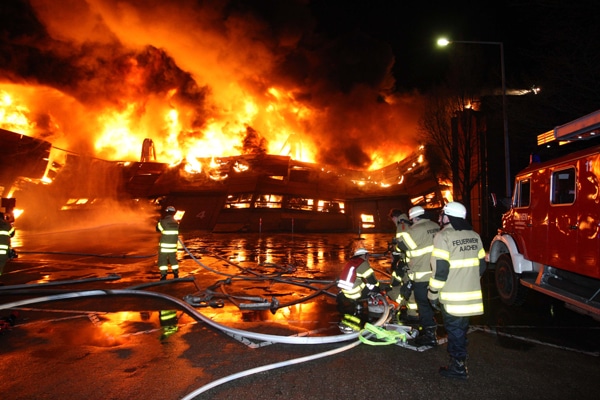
xmin=515 ymin=179 xmax=531 ymax=207
xmin=551 ymin=168 xmax=575 ymax=204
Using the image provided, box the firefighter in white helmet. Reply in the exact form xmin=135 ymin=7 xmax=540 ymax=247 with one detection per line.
xmin=156 ymin=206 xmax=180 ymax=280
xmin=336 ymin=247 xmax=382 ymax=331
xmin=428 ymin=201 xmax=486 ymax=379
xmin=388 ymin=208 xmax=418 ymax=322
xmin=392 ymin=205 xmax=440 ymax=346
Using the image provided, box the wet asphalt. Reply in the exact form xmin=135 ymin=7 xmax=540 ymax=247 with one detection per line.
xmin=0 ymin=221 xmax=599 ymax=400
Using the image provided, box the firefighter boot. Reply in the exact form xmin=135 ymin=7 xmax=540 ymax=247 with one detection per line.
xmin=439 ymin=357 xmax=468 ymax=380
xmin=415 ymin=326 xmax=438 ymax=347
xmin=160 ymin=274 xmax=167 ymax=281
xmin=173 ymin=270 xmax=179 ymax=279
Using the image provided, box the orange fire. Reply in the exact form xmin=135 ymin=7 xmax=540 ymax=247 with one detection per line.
xmin=0 ymin=1 xmax=423 ymax=171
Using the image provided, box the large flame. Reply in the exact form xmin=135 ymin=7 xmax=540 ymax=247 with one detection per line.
xmin=0 ymin=0 xmax=423 ymax=170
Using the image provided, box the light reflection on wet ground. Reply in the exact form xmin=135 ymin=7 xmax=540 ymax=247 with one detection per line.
xmin=2 ymin=226 xmax=599 ymax=354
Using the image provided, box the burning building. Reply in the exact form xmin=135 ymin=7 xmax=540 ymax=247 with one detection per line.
xmin=0 ymin=1 xmax=449 ymax=232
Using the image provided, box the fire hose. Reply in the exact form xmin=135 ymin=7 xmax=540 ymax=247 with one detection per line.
xmin=178 ymin=239 xmax=340 ymax=312
xmin=0 ymin=240 xmax=406 ymax=397
xmin=15 ymin=250 xmax=156 ymax=258
xmin=0 ymin=269 xmax=414 ymax=398
xmin=0 ymin=288 xmax=392 ymax=345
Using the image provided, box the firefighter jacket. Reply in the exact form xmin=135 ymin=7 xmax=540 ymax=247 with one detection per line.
xmin=428 ymin=224 xmax=486 ymax=317
xmin=338 ymin=256 xmax=379 ymax=300
xmin=156 ymin=215 xmax=179 ymax=254
xmin=395 ymin=218 xmax=440 ymax=283
xmin=393 ymin=218 xmax=411 ymax=256
xmin=0 ymin=220 xmax=15 ymax=257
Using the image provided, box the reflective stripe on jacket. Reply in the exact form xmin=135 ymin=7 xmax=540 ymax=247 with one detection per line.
xmin=157 ymin=216 xmax=179 ymax=253
xmin=397 ymin=219 xmax=440 ymax=283
xmin=429 ymin=225 xmax=485 ymax=316
xmin=341 ymin=257 xmax=377 ymax=300
xmin=0 ymin=222 xmax=14 ymax=255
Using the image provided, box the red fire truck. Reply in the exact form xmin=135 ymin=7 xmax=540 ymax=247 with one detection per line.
xmin=488 ymin=109 xmax=600 ymax=320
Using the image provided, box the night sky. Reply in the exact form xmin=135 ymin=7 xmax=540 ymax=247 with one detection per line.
xmin=311 ymin=1 xmax=600 ymax=115
xmin=312 ymin=0 xmax=600 ymax=169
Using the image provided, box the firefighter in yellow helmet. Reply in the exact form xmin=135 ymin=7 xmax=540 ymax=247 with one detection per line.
xmin=336 ymin=247 xmax=381 ymax=332
xmin=393 ymin=206 xmax=440 ymax=346
xmin=156 ymin=206 xmax=180 ymax=280
xmin=0 ymin=212 xmax=16 ymax=277
xmin=428 ymin=202 xmax=486 ymax=379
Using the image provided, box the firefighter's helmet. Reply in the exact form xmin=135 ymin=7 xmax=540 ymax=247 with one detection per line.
xmin=165 ymin=206 xmax=176 ymax=214
xmin=443 ymin=202 xmax=467 ymax=219
xmin=408 ymin=206 xmax=425 ymax=220
xmin=353 ymin=248 xmax=369 ymax=257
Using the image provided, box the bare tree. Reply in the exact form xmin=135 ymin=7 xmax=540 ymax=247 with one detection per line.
xmin=419 ymin=86 xmax=486 ymax=218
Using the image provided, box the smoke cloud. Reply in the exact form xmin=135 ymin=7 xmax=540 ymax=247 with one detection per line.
xmin=0 ymin=0 xmax=423 ymax=170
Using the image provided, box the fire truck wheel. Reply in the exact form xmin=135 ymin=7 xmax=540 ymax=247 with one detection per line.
xmin=495 ymin=254 xmax=528 ymax=306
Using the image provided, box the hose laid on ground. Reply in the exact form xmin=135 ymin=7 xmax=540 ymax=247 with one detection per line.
xmin=180 ymin=299 xmax=393 ymax=399
xmin=0 ymin=288 xmax=387 ymax=345
xmin=5 ymin=239 xmax=396 ymax=396
xmin=181 ymin=339 xmax=363 ymax=399
xmin=0 ymin=274 xmax=122 ymax=291
xmin=15 ymin=250 xmax=156 ymax=258
xmin=0 ymin=271 xmax=394 ymax=397
xmin=179 ymin=239 xmax=339 ymax=310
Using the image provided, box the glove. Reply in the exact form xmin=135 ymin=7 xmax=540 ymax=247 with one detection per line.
xmin=379 ymin=284 xmax=391 ymax=293
xmin=400 ymin=280 xmax=413 ymax=300
xmin=428 ymin=288 xmax=441 ymax=311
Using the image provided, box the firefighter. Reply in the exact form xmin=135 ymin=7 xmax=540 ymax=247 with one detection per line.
xmin=336 ymin=247 xmax=381 ymax=331
xmin=428 ymin=202 xmax=486 ymax=379
xmin=0 ymin=212 xmax=16 ymax=277
xmin=393 ymin=206 xmax=440 ymax=346
xmin=388 ymin=208 xmax=418 ymax=322
xmin=156 ymin=206 xmax=180 ymax=280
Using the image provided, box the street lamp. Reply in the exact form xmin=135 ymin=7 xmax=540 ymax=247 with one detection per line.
xmin=437 ymin=38 xmax=511 ymax=199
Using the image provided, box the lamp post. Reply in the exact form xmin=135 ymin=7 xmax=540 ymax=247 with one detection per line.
xmin=437 ymin=38 xmax=511 ymax=199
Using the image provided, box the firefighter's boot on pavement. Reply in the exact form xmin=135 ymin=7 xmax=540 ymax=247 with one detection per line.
xmin=160 ymin=274 xmax=167 ymax=281
xmin=173 ymin=270 xmax=179 ymax=279
xmin=415 ymin=326 xmax=438 ymax=347
xmin=439 ymin=357 xmax=468 ymax=380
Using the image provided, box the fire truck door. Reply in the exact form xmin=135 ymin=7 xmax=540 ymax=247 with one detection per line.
xmin=576 ymin=158 xmax=600 ymax=277
xmin=512 ymin=175 xmax=544 ymax=262
xmin=547 ymin=166 xmax=578 ymax=272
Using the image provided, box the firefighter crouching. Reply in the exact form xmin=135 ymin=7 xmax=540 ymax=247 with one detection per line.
xmin=156 ymin=206 xmax=180 ymax=280
xmin=336 ymin=247 xmax=381 ymax=332
xmin=428 ymin=201 xmax=486 ymax=379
